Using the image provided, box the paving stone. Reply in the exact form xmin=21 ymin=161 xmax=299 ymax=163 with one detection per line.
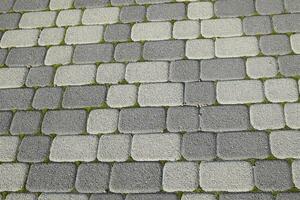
xmin=131 ymin=22 xmax=171 ymax=41
xmin=200 ymin=161 xmax=254 ymax=192
xmin=26 ymin=163 xmax=76 ymax=192
xmin=185 ymin=82 xmax=216 ymax=106
xmin=169 ymin=60 xmax=199 ymax=82
xmin=278 ymin=55 xmax=300 ymax=76
xmin=246 ymin=57 xmax=278 ymax=79
xmin=65 ymin=26 xmax=103 ymax=45
xmin=90 ymin=194 xmax=124 ymax=200
xmin=187 ymin=2 xmax=213 ymax=20
xmin=0 ymin=136 xmax=19 ymax=162
xmin=186 ymin=39 xmax=215 ymax=59
xmin=87 ymin=109 xmax=119 ymax=134
xmin=126 ymin=194 xmax=177 ymax=200
xmin=42 ymin=110 xmax=87 ymax=135
xmin=220 ymin=193 xmax=273 ymax=200
xmin=38 ymin=28 xmax=65 ymax=46
xmin=6 ymin=193 xmax=37 ymax=200
xmin=136 ymin=0 xmax=172 ymax=4
xmin=0 ymin=68 xmax=28 ymax=89
xmin=107 ymin=85 xmax=137 ymax=108
xmin=131 ymin=133 xmax=181 ymax=161
xmin=17 ymin=136 xmax=51 ymax=163
xmin=201 ymin=18 xmax=242 ymax=38
xmin=56 ymin=9 xmax=82 ymax=27
xmin=182 ymin=193 xmax=216 ymax=200
xmin=120 ymin=6 xmax=145 ymax=23
xmin=0 ymin=111 xmax=12 ymax=134
xmin=125 ymin=62 xmax=168 ymax=83
xmin=97 ymin=63 xmax=125 ymax=84
xmin=147 ymin=3 xmax=185 ymax=21
xmin=260 ymin=35 xmax=292 ymax=55
xmin=216 ymin=80 xmax=264 ymax=104
xmin=13 ymin=0 xmax=49 ymax=11
xmin=264 ymin=78 xmax=298 ymax=102
xmin=254 ymin=160 xmax=292 ymax=191
xmin=38 ymin=193 xmax=88 ymax=200
xmin=173 ymin=20 xmax=200 ymax=39
xmin=62 ymin=85 xmax=106 ymax=108
xmin=109 ymin=162 xmax=162 ymax=193
xmin=6 ymin=47 xmax=46 ymax=67
xmin=291 ymin=34 xmax=300 ymax=54
xmin=10 ymin=111 xmax=42 ymax=135
xmin=74 ymin=0 xmax=109 ymax=8
xmin=45 ymin=46 xmax=73 ymax=66
xmin=273 ymin=14 xmax=300 ymax=33
xmin=256 ymin=0 xmax=284 ymax=15
xmin=276 ymin=193 xmax=300 ymax=200
xmin=111 ymin=0 xmax=134 ymax=6
xmin=19 ymin=11 xmax=56 ymax=28
xmin=104 ymin=24 xmax=130 ymax=42
xmin=143 ymin=40 xmax=185 ymax=61
xmin=73 ymin=44 xmax=113 ymax=64
xmin=0 ymin=13 xmax=21 ymax=30
xmin=25 ymin=67 xmax=54 ymax=88
xmin=293 ymin=160 xmax=300 ymax=189
xmin=217 ymin=131 xmax=270 ymax=160
xmin=97 ymin=134 xmax=131 ymax=162
xmin=214 ymin=0 xmax=255 ymax=17
xmin=82 ymin=7 xmax=119 ymax=25
xmin=0 ymin=163 xmax=28 ymax=192
xmin=200 ymin=105 xmax=250 ymax=132
xmin=114 ymin=42 xmax=141 ymax=62
xmin=0 ymin=49 xmax=7 ymax=65
xmin=50 ymin=135 xmax=98 ymax=162
xmin=285 ymin=0 xmax=300 ymax=13
xmin=75 ymin=163 xmax=110 ymax=193
xmin=215 ymin=37 xmax=259 ymax=58
xmin=0 ymin=29 xmax=39 ymax=48
xmin=0 ymin=88 xmax=34 ymax=110
xmin=250 ymin=104 xmax=285 ymax=130
xmin=50 ymin=0 xmax=74 ymax=10
xmin=138 ymin=83 xmax=183 ymax=106
xmin=163 ymin=162 xmax=198 ymax=192
xmin=243 ymin=16 xmax=272 ymax=35
xmin=200 ymin=58 xmax=246 ymax=81
xmin=32 ymin=87 xmax=62 ymax=110
xmin=285 ymin=103 xmax=300 ymax=129
xmin=0 ymin=0 xmax=14 ymax=12
xmin=54 ymin=64 xmax=96 ymax=86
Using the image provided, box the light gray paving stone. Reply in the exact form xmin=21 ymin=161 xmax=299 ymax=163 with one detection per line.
xmin=42 ymin=110 xmax=87 ymax=135
xmin=0 ymin=29 xmax=39 ymax=48
xmin=182 ymin=132 xmax=216 ymax=161
xmin=131 ymin=22 xmax=172 ymax=41
xmin=45 ymin=46 xmax=73 ymax=65
xmin=38 ymin=27 xmax=65 ymax=46
xmin=243 ymin=16 xmax=272 ymax=35
xmin=32 ymin=87 xmax=62 ymax=110
xmin=200 ymin=161 xmax=254 ymax=192
xmin=0 ymin=111 xmax=12 ymax=134
xmin=147 ymin=3 xmax=185 ymax=21
xmin=131 ymin=133 xmax=181 ymax=161
xmin=186 ymin=39 xmax=215 ymax=59
xmin=182 ymin=193 xmax=216 ymax=200
xmin=6 ymin=193 xmax=37 ymax=200
xmin=138 ymin=83 xmax=183 ymax=106
xmin=50 ymin=0 xmax=74 ymax=10
xmin=97 ymin=63 xmax=125 ymax=84
xmin=169 ymin=60 xmax=199 ymax=82
xmin=163 ymin=162 xmax=198 ymax=192
xmin=104 ymin=24 xmax=131 ymax=42
xmin=97 ymin=134 xmax=131 ymax=162
xmin=0 ymin=0 xmax=14 ymax=12
xmin=200 ymin=58 xmax=246 ymax=81
xmin=56 ymin=9 xmax=82 ymax=27
xmin=26 ymin=163 xmax=76 ymax=192
xmin=0 ymin=13 xmax=21 ymax=30
xmin=200 ymin=105 xmax=250 ymax=132
xmin=75 ymin=163 xmax=110 ymax=193
xmin=0 ymin=88 xmax=34 ymax=110
xmin=10 ymin=111 xmax=42 ymax=135
xmin=173 ymin=20 xmax=200 ymax=39
xmin=126 ymin=194 xmax=177 ymax=200
xmin=276 ymin=193 xmax=300 ymax=200
xmin=185 ymin=82 xmax=216 ymax=106
xmin=143 ymin=40 xmax=185 ymax=61
xmin=50 ymin=135 xmax=98 ymax=162
xmin=125 ymin=62 xmax=168 ymax=83
xmin=256 ymin=0 xmax=284 ymax=15
xmin=273 ymin=14 xmax=300 ymax=33
xmin=136 ymin=0 xmax=172 ymax=4
xmin=13 ymin=0 xmax=49 ymax=11
xmin=217 ymin=131 xmax=270 ymax=160
xmin=264 ymin=78 xmax=298 ymax=102
xmin=187 ymin=2 xmax=213 ymax=20
xmin=293 ymin=160 xmax=300 ymax=189
xmin=6 ymin=47 xmax=46 ymax=67
xmin=118 ymin=107 xmax=165 ymax=133
xmin=254 ymin=160 xmax=293 ymax=191
xmin=107 ymin=85 xmax=137 ymax=108
xmin=109 ymin=162 xmax=162 ymax=193
xmin=201 ymin=18 xmax=242 ymax=38
xmin=38 ymin=193 xmax=88 ymax=200
xmin=220 ymin=193 xmax=273 ymax=200
xmin=0 ymin=163 xmax=28 ymax=192
xmin=74 ymin=0 xmax=109 ymax=8
xmin=87 ymin=109 xmax=119 ymax=134
xmin=214 ymin=0 xmax=255 ymax=17
xmin=278 ymin=55 xmax=300 ymax=76
xmin=285 ymin=0 xmax=300 ymax=13
xmin=19 ymin=11 xmax=56 ymax=29
xmin=260 ymin=35 xmax=292 ymax=55
xmin=65 ymin=26 xmax=103 ymax=45
xmin=0 ymin=136 xmax=19 ymax=162
xmin=291 ymin=34 xmax=300 ymax=54
xmin=0 ymin=67 xmax=28 ymax=89
xmin=114 ymin=42 xmax=141 ymax=62
xmin=246 ymin=57 xmax=278 ymax=79
xmin=111 ymin=0 xmax=134 ymax=6
xmin=73 ymin=44 xmax=113 ymax=64
xmin=285 ymin=103 xmax=300 ymax=129
xmin=90 ymin=194 xmax=124 ymax=200
xmin=166 ymin=106 xmax=199 ymax=132
xmin=17 ymin=136 xmax=51 ymax=163
xmin=82 ymin=7 xmax=119 ymax=25
xmin=62 ymin=85 xmax=106 ymax=108
xmin=250 ymin=104 xmax=285 ymax=130
xmin=120 ymin=6 xmax=145 ymax=23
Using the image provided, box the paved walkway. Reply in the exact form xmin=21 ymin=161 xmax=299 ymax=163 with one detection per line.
xmin=0 ymin=0 xmax=300 ymax=199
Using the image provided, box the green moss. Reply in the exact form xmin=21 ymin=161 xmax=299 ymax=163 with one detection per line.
xmin=118 ymin=79 xmax=129 ymax=84
xmin=265 ymin=154 xmax=277 ymax=160
xmin=193 ymin=188 xmax=204 ymax=193
xmin=99 ymin=102 xmax=110 ymax=109
xmin=75 ymin=161 xmax=81 ymax=166
xmin=251 ymin=186 xmax=261 ymax=192
xmin=127 ymin=156 xmax=135 ymax=162
xmin=176 ymin=192 xmax=183 ymax=198
xmin=246 ymin=158 xmax=256 ymax=166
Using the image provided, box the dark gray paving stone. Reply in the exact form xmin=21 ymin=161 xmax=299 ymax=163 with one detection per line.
xmin=259 ymin=35 xmax=292 ymax=56
xmin=42 ymin=110 xmax=87 ymax=135
xmin=104 ymin=24 xmax=131 ymax=42
xmin=0 ymin=88 xmax=34 ymax=110
xmin=0 ymin=111 xmax=12 ymax=134
xmin=109 ymin=162 xmax=162 ymax=193
xmin=217 ymin=131 xmax=270 ymax=160
xmin=120 ymin=6 xmax=146 ymax=23
xmin=285 ymin=0 xmax=300 ymax=13
xmin=111 ymin=0 xmax=134 ymax=6
xmin=114 ymin=42 xmax=142 ymax=62
xmin=13 ymin=0 xmax=49 ymax=11
xmin=74 ymin=0 xmax=109 ymax=8
xmin=254 ymin=160 xmax=293 ymax=191
xmin=278 ymin=55 xmax=300 ymax=76
xmin=136 ymin=0 xmax=172 ymax=4
xmin=200 ymin=105 xmax=251 ymax=132
xmin=182 ymin=132 xmax=216 ymax=161
xmin=6 ymin=47 xmax=46 ymax=67
xmin=0 ymin=13 xmax=21 ymax=30
xmin=184 ymin=82 xmax=216 ymax=106
xmin=243 ymin=16 xmax=272 ymax=35
xmin=273 ymin=14 xmax=300 ymax=33
xmin=0 ymin=49 xmax=7 ymax=65
xmin=32 ymin=87 xmax=62 ymax=110
xmin=10 ymin=111 xmax=42 ymax=135
xmin=200 ymin=58 xmax=245 ymax=81
xmin=26 ymin=163 xmax=76 ymax=192
xmin=166 ymin=106 xmax=199 ymax=132
xmin=169 ymin=60 xmax=199 ymax=82
xmin=0 ymin=0 xmax=15 ymax=12
xmin=17 ymin=136 xmax=51 ymax=163
xmin=256 ymin=0 xmax=284 ymax=15
xmin=220 ymin=193 xmax=273 ymax=200
xmin=214 ymin=0 xmax=255 ymax=17
xmin=125 ymin=194 xmax=178 ymax=200
xmin=146 ymin=3 xmax=185 ymax=21
xmin=276 ymin=193 xmax=300 ymax=200
xmin=75 ymin=163 xmax=110 ymax=193
xmin=118 ymin=108 xmax=166 ymax=134
xmin=62 ymin=85 xmax=106 ymax=109
xmin=90 ymin=194 xmax=124 ymax=200
xmin=25 ymin=67 xmax=55 ymax=87
xmin=143 ymin=40 xmax=185 ymax=61
xmin=73 ymin=44 xmax=113 ymax=64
